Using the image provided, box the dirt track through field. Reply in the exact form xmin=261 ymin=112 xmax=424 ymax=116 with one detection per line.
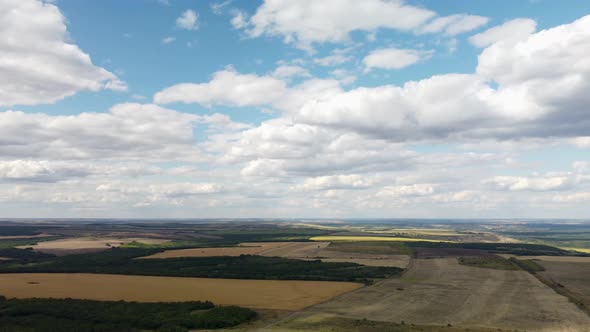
xmin=307 ymin=257 xmax=590 ymax=331
xmin=0 ymin=273 xmax=362 ymax=311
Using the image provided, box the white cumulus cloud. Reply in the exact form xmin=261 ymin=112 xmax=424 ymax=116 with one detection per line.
xmin=420 ymin=14 xmax=489 ymax=35
xmin=363 ymin=48 xmax=428 ymax=71
xmin=240 ymin=0 xmax=435 ymax=50
xmin=469 ymin=18 xmax=537 ymax=48
xmin=0 ymin=0 xmax=126 ymax=106
xmin=176 ymin=9 xmax=199 ymax=30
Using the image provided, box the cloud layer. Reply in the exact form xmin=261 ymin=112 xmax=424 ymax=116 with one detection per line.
xmin=0 ymin=1 xmax=588 ymax=218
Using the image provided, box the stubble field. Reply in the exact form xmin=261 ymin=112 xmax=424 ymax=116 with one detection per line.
xmin=534 ymin=258 xmax=590 ymax=311
xmin=306 ymin=257 xmax=590 ymax=331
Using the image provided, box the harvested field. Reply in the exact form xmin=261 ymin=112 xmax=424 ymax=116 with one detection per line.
xmin=308 ymin=257 xmax=590 ymax=331
xmin=17 ymin=237 xmax=169 ymax=253
xmin=258 ymin=241 xmax=331 ymax=257
xmin=140 ymin=242 xmax=293 ymax=259
xmin=309 ymin=236 xmax=453 ymax=243
xmin=141 ymin=241 xmax=410 ymax=268
xmin=0 ymin=273 xmax=362 ymax=311
xmin=258 ymin=242 xmax=410 ymax=268
xmin=266 ymin=313 xmax=515 ymax=332
xmin=537 ymin=260 xmax=590 ymax=311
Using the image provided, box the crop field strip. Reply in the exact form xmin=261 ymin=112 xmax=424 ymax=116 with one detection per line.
xmin=18 ymin=236 xmax=170 ymax=251
xmin=139 ymin=241 xmax=294 ymax=259
xmin=2 ymin=221 xmax=590 ymax=331
xmin=0 ymin=273 xmax=363 ymax=311
xmin=309 ymin=236 xmax=455 ymax=243
xmin=256 ymin=241 xmax=411 ymax=268
xmin=0 ymin=247 xmax=402 ymax=283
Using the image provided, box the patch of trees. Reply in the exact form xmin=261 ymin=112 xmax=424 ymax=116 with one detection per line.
xmin=0 ymin=248 xmax=401 ymax=283
xmin=0 ymin=236 xmax=64 ymax=249
xmin=0 ymin=297 xmax=255 ymax=332
xmin=0 ymin=248 xmax=54 ymax=262
xmin=508 ymin=258 xmax=545 ymax=272
xmin=0 ymin=226 xmax=43 ymax=236
xmin=457 ymin=256 xmax=519 ymax=270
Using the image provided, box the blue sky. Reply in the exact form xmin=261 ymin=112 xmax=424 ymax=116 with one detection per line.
xmin=0 ymin=0 xmax=589 ymax=218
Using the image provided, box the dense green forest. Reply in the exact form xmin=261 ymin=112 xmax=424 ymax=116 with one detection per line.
xmin=0 ymin=248 xmax=401 ymax=283
xmin=0 ymin=226 xmax=43 ymax=236
xmin=0 ymin=248 xmax=54 ymax=261
xmin=0 ymin=297 xmax=255 ymax=332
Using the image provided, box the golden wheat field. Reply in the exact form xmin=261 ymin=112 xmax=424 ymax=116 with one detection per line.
xmin=0 ymin=273 xmax=362 ymax=310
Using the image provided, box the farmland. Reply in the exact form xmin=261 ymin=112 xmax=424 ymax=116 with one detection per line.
xmin=0 ymin=273 xmax=362 ymax=310
xmin=139 ymin=241 xmax=411 ymax=268
xmin=0 ymin=219 xmax=589 ymax=331
xmin=310 ymin=235 xmax=454 ymax=243
xmin=307 ymin=257 xmax=590 ymax=331
xmin=533 ymin=258 xmax=590 ymax=313
xmin=267 ymin=313 xmax=521 ymax=332
xmin=18 ymin=236 xmax=170 ymax=253
xmin=0 ymin=248 xmax=402 ymax=283
xmin=140 ymin=242 xmax=293 ymax=259
xmin=256 ymin=241 xmax=410 ymax=268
